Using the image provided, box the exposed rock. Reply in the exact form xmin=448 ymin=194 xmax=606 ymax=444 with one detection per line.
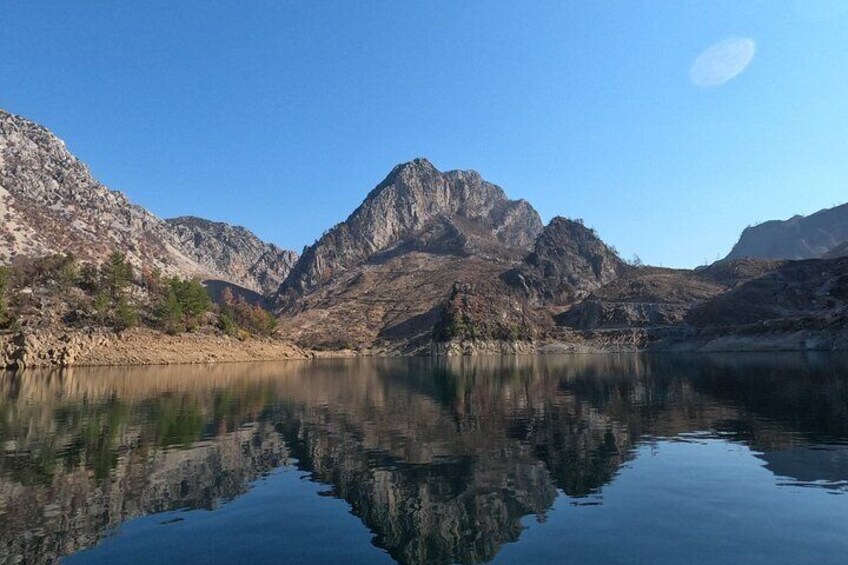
xmin=0 ymin=108 xmax=200 ymax=274
xmin=0 ymin=108 xmax=296 ymax=294
xmin=0 ymin=328 xmax=310 ymax=368
xmin=277 ymin=158 xmax=543 ymax=303
xmin=725 ymin=202 xmax=848 ymax=260
xmin=504 ymin=216 xmax=629 ymax=305
xmin=166 ymin=216 xmax=298 ymax=294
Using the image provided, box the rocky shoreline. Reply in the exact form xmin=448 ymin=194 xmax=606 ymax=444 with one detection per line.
xmin=3 ymin=325 xmax=846 ymax=370
xmin=1 ymin=328 xmax=311 ymax=369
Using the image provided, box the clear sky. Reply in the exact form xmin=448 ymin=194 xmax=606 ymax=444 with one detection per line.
xmin=2 ymin=1 xmax=847 ymax=267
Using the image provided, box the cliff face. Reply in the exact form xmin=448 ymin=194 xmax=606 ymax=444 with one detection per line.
xmin=277 ymin=158 xmax=544 ymax=302
xmin=166 ymin=216 xmax=298 ymax=294
xmin=725 ymin=203 xmax=848 ymax=261
xmin=0 ymin=109 xmax=199 ymax=275
xmin=0 ymin=108 xmax=296 ymax=294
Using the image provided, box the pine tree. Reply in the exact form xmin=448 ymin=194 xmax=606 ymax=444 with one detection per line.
xmin=100 ymin=252 xmax=134 ymax=299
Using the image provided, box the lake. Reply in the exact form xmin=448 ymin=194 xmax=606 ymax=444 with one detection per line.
xmin=1 ymin=354 xmax=847 ymax=564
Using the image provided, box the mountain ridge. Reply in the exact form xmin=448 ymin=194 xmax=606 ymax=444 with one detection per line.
xmin=725 ymin=202 xmax=848 ymax=261
xmin=0 ymin=108 xmax=296 ymax=293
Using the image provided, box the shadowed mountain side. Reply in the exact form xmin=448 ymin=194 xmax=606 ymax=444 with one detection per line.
xmin=555 ymin=259 xmax=775 ymax=330
xmin=686 ymin=257 xmax=848 ymax=330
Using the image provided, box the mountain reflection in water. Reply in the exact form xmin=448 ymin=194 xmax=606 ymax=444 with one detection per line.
xmin=1 ymin=354 xmax=847 ymax=564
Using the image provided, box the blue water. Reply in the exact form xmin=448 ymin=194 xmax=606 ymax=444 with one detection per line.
xmin=1 ymin=354 xmax=847 ymax=564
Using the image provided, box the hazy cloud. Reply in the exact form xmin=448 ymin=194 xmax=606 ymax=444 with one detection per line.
xmin=690 ymin=38 xmax=756 ymax=88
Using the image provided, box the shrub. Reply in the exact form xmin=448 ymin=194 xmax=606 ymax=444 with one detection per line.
xmin=218 ymin=289 xmax=278 ymax=336
xmin=0 ymin=266 xmax=9 ymax=327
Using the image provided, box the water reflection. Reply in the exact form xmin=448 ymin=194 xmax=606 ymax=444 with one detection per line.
xmin=1 ymin=354 xmax=847 ymax=564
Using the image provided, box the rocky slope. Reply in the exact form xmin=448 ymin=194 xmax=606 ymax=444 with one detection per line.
xmin=0 ymin=108 xmax=295 ymax=294
xmin=166 ymin=216 xmax=298 ymax=294
xmin=558 ymin=259 xmax=776 ymax=330
xmin=822 ymin=241 xmax=848 ymax=259
xmin=0 ymin=108 xmax=199 ymax=274
xmin=504 ymin=216 xmax=629 ymax=305
xmin=725 ymin=202 xmax=848 ymax=260
xmin=277 ymin=158 xmax=543 ymax=303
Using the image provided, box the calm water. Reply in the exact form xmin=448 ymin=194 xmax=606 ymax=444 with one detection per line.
xmin=1 ymin=354 xmax=848 ymax=564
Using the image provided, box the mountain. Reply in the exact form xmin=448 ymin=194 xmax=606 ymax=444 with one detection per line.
xmin=0 ymin=108 xmax=295 ymax=294
xmin=504 ymin=216 xmax=629 ymax=305
xmin=273 ymin=159 xmax=566 ymax=349
xmin=273 ymin=161 xmax=647 ymax=351
xmin=0 ymin=108 xmax=198 ymax=273
xmin=277 ymin=158 xmax=543 ymax=302
xmin=725 ymin=202 xmax=848 ymax=261
xmin=822 ymin=241 xmax=848 ymax=259
xmin=166 ymin=216 xmax=298 ymax=295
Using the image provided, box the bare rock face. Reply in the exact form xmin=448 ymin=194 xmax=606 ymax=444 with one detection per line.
xmin=0 ymin=108 xmax=296 ymax=294
xmin=0 ymin=108 xmax=204 ymax=274
xmin=725 ymin=202 xmax=848 ymax=261
xmin=277 ymin=158 xmax=543 ymax=303
xmin=505 ymin=216 xmax=629 ymax=305
xmin=166 ymin=216 xmax=298 ymax=294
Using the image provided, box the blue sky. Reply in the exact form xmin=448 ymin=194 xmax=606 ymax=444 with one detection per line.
xmin=2 ymin=1 xmax=847 ymax=267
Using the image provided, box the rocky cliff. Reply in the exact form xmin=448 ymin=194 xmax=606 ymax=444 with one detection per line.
xmin=277 ymin=158 xmax=543 ymax=302
xmin=0 ymin=108 xmax=198 ymax=274
xmin=504 ymin=216 xmax=629 ymax=305
xmin=0 ymin=108 xmax=296 ymax=294
xmin=725 ymin=202 xmax=848 ymax=260
xmin=166 ymin=216 xmax=298 ymax=294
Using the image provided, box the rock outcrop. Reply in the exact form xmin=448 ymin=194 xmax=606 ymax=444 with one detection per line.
xmin=504 ymin=216 xmax=629 ymax=305
xmin=166 ymin=216 xmax=298 ymax=294
xmin=725 ymin=202 xmax=848 ymax=261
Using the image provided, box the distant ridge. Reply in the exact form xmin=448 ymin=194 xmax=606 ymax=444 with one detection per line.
xmin=725 ymin=202 xmax=848 ymax=261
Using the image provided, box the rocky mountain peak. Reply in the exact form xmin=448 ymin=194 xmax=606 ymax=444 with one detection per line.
xmin=0 ymin=108 xmax=200 ymax=274
xmin=505 ymin=216 xmax=629 ymax=305
xmin=277 ymin=159 xmax=543 ymax=301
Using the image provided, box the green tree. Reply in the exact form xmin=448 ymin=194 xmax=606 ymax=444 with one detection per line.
xmin=100 ymin=252 xmax=134 ymax=299
xmin=217 ymin=309 xmax=238 ymax=336
xmin=93 ymin=292 xmax=111 ymax=324
xmin=114 ymin=296 xmax=139 ymax=331
xmin=156 ymin=286 xmax=184 ymax=334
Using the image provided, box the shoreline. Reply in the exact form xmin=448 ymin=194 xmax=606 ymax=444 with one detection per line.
xmin=4 ymin=326 xmax=848 ymax=370
xmin=1 ymin=328 xmax=312 ymax=369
